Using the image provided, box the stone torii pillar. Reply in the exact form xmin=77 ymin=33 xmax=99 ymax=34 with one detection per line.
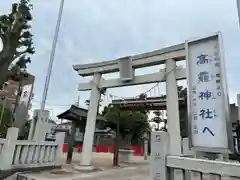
xmin=73 ymin=43 xmax=187 ymax=169
xmin=166 ymin=59 xmax=182 ymax=155
xmin=75 ymin=73 xmax=101 ymax=170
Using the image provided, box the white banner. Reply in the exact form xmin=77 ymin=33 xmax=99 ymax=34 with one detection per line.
xmin=19 ymin=84 xmax=33 ymax=107
xmin=186 ymin=32 xmax=232 ymax=152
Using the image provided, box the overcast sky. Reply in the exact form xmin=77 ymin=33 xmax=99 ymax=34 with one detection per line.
xmin=1 ymin=0 xmax=240 ymax=120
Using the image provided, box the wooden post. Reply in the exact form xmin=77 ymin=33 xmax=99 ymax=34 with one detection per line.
xmin=66 ymin=121 xmax=76 ymax=164
xmin=113 ymin=109 xmax=120 ymax=166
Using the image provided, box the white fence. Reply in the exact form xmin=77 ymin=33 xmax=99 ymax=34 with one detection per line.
xmin=0 ymin=127 xmax=65 ymax=171
xmin=151 ymin=132 xmax=240 ymax=180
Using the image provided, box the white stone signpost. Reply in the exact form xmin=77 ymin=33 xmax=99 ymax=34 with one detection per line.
xmin=151 ymin=131 xmax=167 ymax=180
xmin=186 ymin=32 xmax=233 ymax=153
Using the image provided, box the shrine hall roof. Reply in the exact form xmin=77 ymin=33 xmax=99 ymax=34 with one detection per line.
xmin=56 ymin=105 xmax=105 ymax=121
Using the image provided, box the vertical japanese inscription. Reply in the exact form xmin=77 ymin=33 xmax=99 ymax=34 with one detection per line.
xmin=188 ymin=34 xmax=230 ymax=150
xmin=193 ymin=50 xmax=221 ymax=137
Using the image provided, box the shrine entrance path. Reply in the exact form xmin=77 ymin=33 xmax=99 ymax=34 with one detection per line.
xmin=21 ymin=153 xmax=149 ymax=180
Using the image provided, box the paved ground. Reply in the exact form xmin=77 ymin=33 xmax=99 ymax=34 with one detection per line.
xmin=62 ymin=152 xmax=148 ymax=171
xmin=70 ymin=165 xmax=149 ymax=180
xmin=21 ymin=153 xmax=150 ymax=180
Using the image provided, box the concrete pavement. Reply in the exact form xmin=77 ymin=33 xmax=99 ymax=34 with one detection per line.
xmin=24 ymin=165 xmax=149 ymax=180
xmin=69 ymin=165 xmax=149 ymax=180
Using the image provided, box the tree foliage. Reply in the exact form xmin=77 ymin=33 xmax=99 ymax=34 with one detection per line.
xmin=150 ymin=86 xmax=187 ymax=136
xmin=151 ymin=110 xmax=164 ymax=131
xmin=102 ymin=105 xmax=150 ymax=147
xmin=0 ymin=0 xmax=34 ymax=88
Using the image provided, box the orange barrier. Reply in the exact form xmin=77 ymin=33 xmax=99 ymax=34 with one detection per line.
xmin=78 ymin=144 xmax=83 ymax=152
xmin=131 ymin=146 xmax=144 ymax=156
xmin=62 ymin=144 xmax=144 ymax=156
xmin=96 ymin=146 xmax=109 ymax=153
xmin=62 ymin=143 xmax=68 ymax=153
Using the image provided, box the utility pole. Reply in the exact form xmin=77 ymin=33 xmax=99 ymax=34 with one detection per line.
xmin=30 ymin=0 xmax=65 ymax=140
xmin=237 ymin=0 xmax=240 ymax=26
xmin=40 ymin=0 xmax=64 ymax=111
xmin=76 ymin=96 xmax=80 ymax=107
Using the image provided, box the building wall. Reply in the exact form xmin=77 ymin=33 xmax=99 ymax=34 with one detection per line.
xmin=230 ymin=103 xmax=239 ymax=123
xmin=0 ymin=74 xmax=35 ymax=133
xmin=0 ymin=80 xmax=19 ymax=111
xmin=0 ymin=74 xmax=35 ymax=110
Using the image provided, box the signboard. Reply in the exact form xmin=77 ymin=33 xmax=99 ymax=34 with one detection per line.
xmin=19 ymin=84 xmax=33 ymax=108
xmin=150 ymin=131 xmax=163 ymax=180
xmin=186 ymin=32 xmax=233 ymax=153
xmin=75 ymin=128 xmax=83 ymax=142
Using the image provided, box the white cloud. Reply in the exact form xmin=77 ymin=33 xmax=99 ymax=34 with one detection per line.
xmin=1 ymin=0 xmax=240 ymax=118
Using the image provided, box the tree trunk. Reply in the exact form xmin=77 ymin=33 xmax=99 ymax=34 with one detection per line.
xmin=0 ymin=35 xmax=17 ymax=88
xmin=0 ymin=60 xmax=11 ymax=88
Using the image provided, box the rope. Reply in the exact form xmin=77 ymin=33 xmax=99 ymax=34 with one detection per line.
xmin=103 ymin=67 xmax=176 ymax=101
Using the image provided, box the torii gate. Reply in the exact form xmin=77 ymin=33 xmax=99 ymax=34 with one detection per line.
xmin=73 ymin=43 xmax=186 ymax=170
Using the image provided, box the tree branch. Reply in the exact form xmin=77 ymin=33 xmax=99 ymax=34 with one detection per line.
xmin=10 ymin=8 xmax=24 ymax=34
xmin=13 ymin=49 xmax=27 ymax=60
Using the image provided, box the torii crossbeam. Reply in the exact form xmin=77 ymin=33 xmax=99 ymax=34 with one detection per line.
xmin=73 ymin=42 xmax=187 ymax=170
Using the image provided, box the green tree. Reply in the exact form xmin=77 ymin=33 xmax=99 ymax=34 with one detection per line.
xmin=156 ymin=86 xmax=187 ymax=137
xmin=151 ymin=110 xmax=163 ymax=131
xmin=0 ymin=0 xmax=35 ymax=88
xmin=103 ymin=105 xmax=150 ymax=148
xmin=138 ymin=93 xmax=150 ymax=114
xmin=0 ymin=105 xmax=14 ymax=138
